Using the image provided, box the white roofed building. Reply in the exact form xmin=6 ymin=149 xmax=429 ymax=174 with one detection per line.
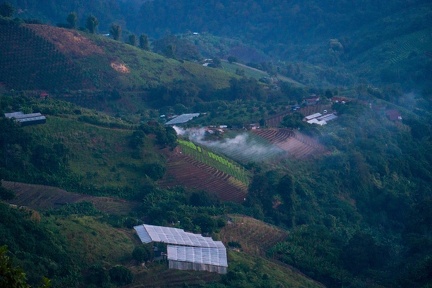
xmin=134 ymin=224 xmax=228 ymax=274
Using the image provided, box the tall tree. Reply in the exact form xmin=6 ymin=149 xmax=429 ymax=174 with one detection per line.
xmin=85 ymin=15 xmax=99 ymax=34
xmin=0 ymin=2 xmax=14 ymax=18
xmin=66 ymin=12 xmax=78 ymax=29
xmin=164 ymin=44 xmax=175 ymax=59
xmin=128 ymin=34 xmax=137 ymax=46
xmin=110 ymin=24 xmax=122 ymax=41
xmin=139 ymin=34 xmax=149 ymax=50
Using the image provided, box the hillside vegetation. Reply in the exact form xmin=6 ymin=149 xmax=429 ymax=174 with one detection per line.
xmin=1 ymin=3 xmax=432 ymax=288
xmin=0 ymin=20 xmax=234 ymax=93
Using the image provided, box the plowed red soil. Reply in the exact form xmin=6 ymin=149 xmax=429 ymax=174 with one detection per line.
xmin=252 ymin=128 xmax=326 ymax=158
xmin=159 ymin=148 xmax=247 ymax=203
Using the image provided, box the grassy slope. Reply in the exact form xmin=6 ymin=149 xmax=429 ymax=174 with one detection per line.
xmin=228 ymin=249 xmax=323 ymax=288
xmin=343 ymin=3 xmax=432 ymax=86
xmin=220 ymin=215 xmax=288 ymax=256
xmin=24 ymin=104 xmax=158 ymax=192
xmin=25 ymin=24 xmax=235 ymax=92
xmin=44 ymin=215 xmax=135 ymax=267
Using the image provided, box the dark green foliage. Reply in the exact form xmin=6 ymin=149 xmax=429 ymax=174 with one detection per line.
xmin=66 ymin=12 xmax=78 ymax=29
xmin=0 ymin=117 xmax=32 ymax=175
xmin=227 ymin=241 xmax=241 ymax=249
xmin=152 ymin=35 xmax=200 ymax=61
xmin=142 ymin=162 xmax=166 ymax=180
xmin=341 ymin=232 xmax=389 ymax=274
xmin=109 ymin=23 xmax=121 ymax=41
xmin=128 ymin=34 xmax=136 ymax=46
xmin=229 ymin=77 xmax=265 ymax=101
xmin=0 ymin=185 xmax=15 ymax=200
xmin=85 ymin=15 xmax=98 ymax=34
xmin=189 ymin=191 xmax=218 ymax=207
xmin=211 ymin=57 xmax=222 ymax=68
xmin=0 ymin=245 xmax=29 ymax=288
xmin=46 ymin=202 xmax=101 ymax=217
xmin=0 ymin=2 xmax=14 ymax=18
xmin=193 ymin=214 xmax=216 ymax=234
xmin=0 ymin=203 xmax=78 ymax=287
xmin=280 ymin=112 xmax=307 ymax=130
xmin=139 ymin=34 xmax=149 ymax=50
xmin=155 ymin=125 xmax=177 ymax=148
xmin=85 ymin=264 xmax=110 ymax=287
xmin=132 ymin=245 xmax=152 ymax=262
xmin=128 ymin=130 xmax=145 ymax=149
xmin=108 ymin=265 xmax=133 ymax=285
xmin=31 ymin=143 xmax=69 ymax=174
xmin=227 ymin=56 xmax=237 ymax=63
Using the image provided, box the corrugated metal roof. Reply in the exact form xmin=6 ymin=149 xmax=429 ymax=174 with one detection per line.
xmin=167 ymin=245 xmax=228 ymax=267
xmin=17 ymin=116 xmax=46 ymax=123
xmin=133 ymin=224 xmax=224 ymax=248
xmin=305 ymin=113 xmax=322 ymax=120
xmin=165 ymin=113 xmax=200 ymax=125
xmin=4 ymin=111 xmax=24 ymax=118
xmin=317 ymin=113 xmax=337 ymax=122
xmin=134 ymin=225 xmax=152 ymax=243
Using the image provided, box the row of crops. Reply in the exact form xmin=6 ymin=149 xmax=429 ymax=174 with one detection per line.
xmin=177 ymin=139 xmax=250 ymax=186
xmin=0 ymin=22 xmax=85 ymax=90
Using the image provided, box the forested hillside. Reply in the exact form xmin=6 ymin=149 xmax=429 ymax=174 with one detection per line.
xmin=1 ymin=1 xmax=432 ymax=287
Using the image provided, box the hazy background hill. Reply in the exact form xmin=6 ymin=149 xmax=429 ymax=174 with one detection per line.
xmin=1 ymin=1 xmax=432 ymax=287
xmin=5 ymin=0 xmax=432 ymax=91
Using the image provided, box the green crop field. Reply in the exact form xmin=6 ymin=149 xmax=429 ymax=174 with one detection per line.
xmin=177 ymin=139 xmax=250 ymax=186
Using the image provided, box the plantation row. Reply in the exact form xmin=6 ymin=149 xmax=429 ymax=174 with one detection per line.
xmin=178 ymin=139 xmax=250 ymax=186
xmin=252 ymin=129 xmax=326 ymax=158
xmin=0 ymin=23 xmax=85 ymax=90
xmin=387 ymin=28 xmax=432 ymax=65
xmin=159 ymin=152 xmax=247 ymax=202
xmin=220 ymin=215 xmax=288 ymax=256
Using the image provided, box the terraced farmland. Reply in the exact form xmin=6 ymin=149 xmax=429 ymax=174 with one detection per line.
xmin=159 ymin=147 xmax=248 ymax=202
xmin=2 ymin=181 xmax=139 ymax=215
xmin=386 ymin=28 xmax=432 ymax=65
xmin=220 ymin=215 xmax=288 ymax=256
xmin=252 ymin=128 xmax=326 ymax=158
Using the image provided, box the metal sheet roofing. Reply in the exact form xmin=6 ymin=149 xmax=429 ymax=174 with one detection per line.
xmin=318 ymin=113 xmax=337 ymax=122
xmin=133 ymin=224 xmax=223 ymax=248
xmin=165 ymin=113 xmax=200 ymax=125
xmin=167 ymin=245 xmax=228 ymax=267
xmin=17 ymin=116 xmax=46 ymax=123
xmin=305 ymin=113 xmax=322 ymax=120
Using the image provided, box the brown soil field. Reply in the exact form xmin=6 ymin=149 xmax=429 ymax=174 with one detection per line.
xmin=2 ymin=181 xmax=138 ymax=215
xmin=159 ymin=148 xmax=247 ymax=203
xmin=220 ymin=215 xmax=288 ymax=256
xmin=26 ymin=24 xmax=104 ymax=57
xmin=253 ymin=129 xmax=326 ymax=158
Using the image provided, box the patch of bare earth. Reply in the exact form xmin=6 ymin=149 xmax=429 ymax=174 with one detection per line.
xmin=26 ymin=24 xmax=104 ymax=57
xmin=158 ymin=148 xmax=247 ymax=203
xmin=220 ymin=215 xmax=288 ymax=256
xmin=110 ymin=62 xmax=130 ymax=73
xmin=1 ymin=181 xmax=138 ymax=215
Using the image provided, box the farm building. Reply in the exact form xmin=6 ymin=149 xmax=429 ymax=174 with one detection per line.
xmin=165 ymin=113 xmax=200 ymax=125
xmin=304 ymin=112 xmax=338 ymax=126
xmin=4 ymin=111 xmax=46 ymax=126
xmin=134 ymin=224 xmax=228 ymax=274
xmin=304 ymin=95 xmax=320 ymax=106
